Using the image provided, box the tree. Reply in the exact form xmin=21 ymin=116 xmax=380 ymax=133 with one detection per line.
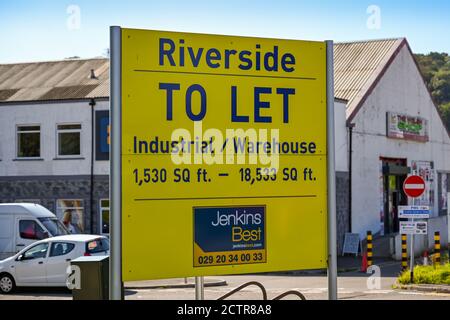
xmin=438 ymin=102 xmax=450 ymax=131
xmin=431 ymin=69 xmax=450 ymax=105
xmin=415 ymin=52 xmax=450 ymax=131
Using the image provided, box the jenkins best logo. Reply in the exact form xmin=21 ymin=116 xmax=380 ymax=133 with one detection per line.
xmin=211 ymin=209 xmax=263 ymax=243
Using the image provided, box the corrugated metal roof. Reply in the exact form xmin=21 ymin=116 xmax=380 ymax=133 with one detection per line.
xmin=334 ymin=38 xmax=405 ymax=119
xmin=0 ymin=89 xmax=19 ymax=101
xmin=0 ymin=58 xmax=109 ymax=102
xmin=0 ymin=39 xmax=404 ymax=108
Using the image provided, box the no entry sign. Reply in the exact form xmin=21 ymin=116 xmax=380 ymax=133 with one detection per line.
xmin=403 ymin=175 xmax=426 ymax=198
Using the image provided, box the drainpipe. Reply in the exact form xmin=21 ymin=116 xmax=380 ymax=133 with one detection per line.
xmin=89 ymin=98 xmax=96 ymax=234
xmin=347 ymin=123 xmax=355 ymax=233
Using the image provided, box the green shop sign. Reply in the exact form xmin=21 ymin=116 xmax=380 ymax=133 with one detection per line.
xmin=387 ymin=112 xmax=428 ymax=142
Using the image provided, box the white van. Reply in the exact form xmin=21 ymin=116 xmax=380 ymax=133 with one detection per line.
xmin=0 ymin=203 xmax=69 ymax=260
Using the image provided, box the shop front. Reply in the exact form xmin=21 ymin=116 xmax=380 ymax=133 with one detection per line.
xmin=380 ymin=157 xmax=408 ymax=235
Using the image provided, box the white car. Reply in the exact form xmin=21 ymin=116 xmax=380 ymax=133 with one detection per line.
xmin=0 ymin=234 xmax=109 ymax=294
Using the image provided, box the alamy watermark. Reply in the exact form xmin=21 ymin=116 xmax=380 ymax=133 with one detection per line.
xmin=366 ymin=265 xmax=381 ymax=290
xmin=66 ymin=264 xmax=81 ymax=290
xmin=132 ymin=121 xmax=318 ymax=173
xmin=170 ymin=121 xmax=280 ymax=171
xmin=367 ymin=5 xmax=381 ymax=30
xmin=66 ymin=4 xmax=81 ymax=31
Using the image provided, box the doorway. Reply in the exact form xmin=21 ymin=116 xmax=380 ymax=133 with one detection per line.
xmin=381 ymin=158 xmax=408 ymax=235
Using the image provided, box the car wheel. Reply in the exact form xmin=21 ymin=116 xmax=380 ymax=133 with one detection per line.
xmin=0 ymin=273 xmax=16 ymax=294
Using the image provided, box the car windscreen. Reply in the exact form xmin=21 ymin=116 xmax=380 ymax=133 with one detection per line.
xmin=38 ymin=217 xmax=69 ymax=236
xmin=86 ymin=238 xmax=110 ymax=254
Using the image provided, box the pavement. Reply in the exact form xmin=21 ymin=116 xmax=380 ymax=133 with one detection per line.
xmin=126 ymin=255 xmax=392 ymax=290
xmin=124 ymin=261 xmax=450 ymax=300
xmin=398 ymin=284 xmax=450 ymax=294
xmin=338 ymin=255 xmax=394 ymax=272
xmin=2 ymin=257 xmax=450 ymax=300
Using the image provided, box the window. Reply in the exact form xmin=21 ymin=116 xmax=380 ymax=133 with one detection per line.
xmin=50 ymin=242 xmax=75 ymax=257
xmin=438 ymin=172 xmax=450 ymax=216
xmin=19 ymin=220 xmax=48 ymax=240
xmin=38 ymin=217 xmax=69 ymax=236
xmin=23 ymin=243 xmax=49 ymax=260
xmin=100 ymin=199 xmax=110 ymax=234
xmin=57 ymin=124 xmax=81 ymax=157
xmin=56 ymin=200 xmax=84 ymax=233
xmin=17 ymin=125 xmax=40 ymax=158
xmin=86 ymin=238 xmax=109 ymax=255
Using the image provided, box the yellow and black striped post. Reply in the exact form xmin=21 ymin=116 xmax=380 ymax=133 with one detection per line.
xmin=434 ymin=231 xmax=441 ymax=266
xmin=366 ymin=231 xmax=373 ymax=267
xmin=401 ymin=234 xmax=408 ymax=270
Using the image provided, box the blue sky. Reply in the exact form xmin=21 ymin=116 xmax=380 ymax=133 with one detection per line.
xmin=0 ymin=0 xmax=448 ymax=63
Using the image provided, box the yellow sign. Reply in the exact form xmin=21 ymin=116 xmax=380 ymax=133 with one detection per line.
xmin=121 ymin=28 xmax=328 ymax=281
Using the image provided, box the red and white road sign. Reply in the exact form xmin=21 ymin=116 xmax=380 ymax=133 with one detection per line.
xmin=403 ymin=175 xmax=426 ymax=198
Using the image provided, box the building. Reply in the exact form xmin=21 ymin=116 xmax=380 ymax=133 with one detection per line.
xmin=0 ymin=58 xmax=110 ymax=235
xmin=0 ymin=38 xmax=448 ymax=257
xmin=334 ymin=38 xmax=450 ymax=256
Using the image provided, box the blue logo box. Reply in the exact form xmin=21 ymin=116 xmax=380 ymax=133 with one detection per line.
xmin=194 ymin=206 xmax=266 ymax=253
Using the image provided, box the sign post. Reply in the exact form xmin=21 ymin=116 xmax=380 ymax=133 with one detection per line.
xmin=409 ymin=217 xmax=415 ymax=282
xmin=448 ymin=192 xmax=450 ymax=258
xmin=110 ymin=25 xmax=122 ymax=300
xmin=110 ymin=26 xmax=334 ymax=300
xmin=402 ymin=175 xmax=427 ymax=284
xmin=326 ymin=40 xmax=337 ymax=300
xmin=195 ymin=276 xmax=204 ymax=300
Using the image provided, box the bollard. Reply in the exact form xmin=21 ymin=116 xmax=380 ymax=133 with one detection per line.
xmin=401 ymin=234 xmax=408 ymax=270
xmin=423 ymin=250 xmax=429 ymax=266
xmin=366 ymin=231 xmax=373 ymax=267
xmin=434 ymin=231 xmax=441 ymax=266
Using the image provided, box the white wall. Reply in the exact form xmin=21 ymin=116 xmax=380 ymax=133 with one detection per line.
xmin=0 ymin=100 xmax=109 ymax=176
xmin=350 ymin=45 xmax=450 ymax=244
xmin=334 ymin=100 xmax=348 ymax=172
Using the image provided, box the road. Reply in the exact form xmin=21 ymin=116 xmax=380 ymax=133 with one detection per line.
xmin=1 ymin=262 xmax=450 ymax=300
xmin=126 ymin=262 xmax=450 ymax=300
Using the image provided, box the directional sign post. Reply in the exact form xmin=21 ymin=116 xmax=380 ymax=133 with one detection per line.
xmin=402 ymin=175 xmax=427 ymax=284
xmin=398 ymin=205 xmax=430 ymax=219
xmin=399 ymin=221 xmax=428 ymax=235
xmin=448 ymin=192 xmax=450 ymax=258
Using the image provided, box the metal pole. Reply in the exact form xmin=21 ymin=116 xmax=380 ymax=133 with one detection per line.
xmin=110 ymin=25 xmax=123 ymax=300
xmin=195 ymin=276 xmax=204 ymax=300
xmin=347 ymin=123 xmax=355 ymax=233
xmin=447 ymin=192 xmax=450 ymax=258
xmin=89 ymin=98 xmax=96 ymax=234
xmin=326 ymin=40 xmax=338 ymax=300
xmin=410 ymin=218 xmax=414 ymax=283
